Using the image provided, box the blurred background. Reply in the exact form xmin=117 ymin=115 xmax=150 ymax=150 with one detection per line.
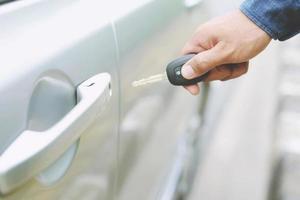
xmin=188 ymin=0 xmax=300 ymax=200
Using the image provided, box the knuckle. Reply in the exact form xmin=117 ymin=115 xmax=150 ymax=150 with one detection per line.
xmin=230 ymin=63 xmax=249 ymax=79
xmin=217 ymin=66 xmax=232 ymax=81
xmin=242 ymin=66 xmax=249 ymax=74
xmin=239 ymin=63 xmax=249 ymax=75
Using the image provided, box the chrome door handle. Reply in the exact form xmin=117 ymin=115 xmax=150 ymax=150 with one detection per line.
xmin=184 ymin=0 xmax=202 ymax=8
xmin=0 ymin=73 xmax=112 ymax=194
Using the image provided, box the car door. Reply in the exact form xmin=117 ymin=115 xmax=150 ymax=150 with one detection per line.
xmin=113 ymin=0 xmax=207 ymax=199
xmin=0 ymin=0 xmax=119 ymax=200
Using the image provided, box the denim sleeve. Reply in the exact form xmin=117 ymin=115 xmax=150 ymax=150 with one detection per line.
xmin=240 ymin=0 xmax=300 ymax=41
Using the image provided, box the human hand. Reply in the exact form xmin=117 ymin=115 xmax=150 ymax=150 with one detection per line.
xmin=181 ymin=10 xmax=272 ymax=95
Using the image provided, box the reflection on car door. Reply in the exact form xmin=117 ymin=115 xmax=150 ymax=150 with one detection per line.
xmin=113 ymin=0 xmax=207 ymax=199
xmin=0 ymin=0 xmax=119 ymax=199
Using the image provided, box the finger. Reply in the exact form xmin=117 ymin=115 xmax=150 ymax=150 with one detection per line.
xmin=181 ymin=42 xmax=206 ymax=55
xmin=203 ymin=62 xmax=249 ymax=82
xmin=201 ymin=64 xmax=232 ymax=82
xmin=181 ymin=28 xmax=211 ymax=55
xmin=183 ymin=84 xmax=200 ymax=95
xmin=181 ymin=42 xmax=229 ymax=80
xmin=222 ymin=62 xmax=249 ymax=81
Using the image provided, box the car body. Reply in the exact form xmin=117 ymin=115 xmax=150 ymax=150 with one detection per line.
xmin=0 ymin=0 xmax=208 ymax=199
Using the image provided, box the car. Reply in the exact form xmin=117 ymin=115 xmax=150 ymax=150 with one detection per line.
xmin=0 ymin=0 xmax=208 ymax=199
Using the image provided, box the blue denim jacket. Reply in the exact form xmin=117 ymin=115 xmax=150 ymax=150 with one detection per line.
xmin=240 ymin=0 xmax=300 ymax=41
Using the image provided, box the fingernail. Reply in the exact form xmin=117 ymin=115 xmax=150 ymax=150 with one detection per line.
xmin=181 ymin=65 xmax=194 ymax=79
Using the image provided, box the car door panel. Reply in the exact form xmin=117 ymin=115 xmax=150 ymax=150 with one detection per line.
xmin=0 ymin=0 xmax=208 ymax=199
xmin=113 ymin=0 xmax=207 ymax=199
xmin=0 ymin=0 xmax=119 ymax=199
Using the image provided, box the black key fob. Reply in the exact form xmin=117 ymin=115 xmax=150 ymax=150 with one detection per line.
xmin=166 ymin=54 xmax=209 ymax=86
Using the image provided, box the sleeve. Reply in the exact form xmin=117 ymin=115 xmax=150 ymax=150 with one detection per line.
xmin=240 ymin=0 xmax=300 ymax=41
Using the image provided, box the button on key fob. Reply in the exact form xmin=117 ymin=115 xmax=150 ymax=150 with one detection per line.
xmin=166 ymin=54 xmax=209 ymax=86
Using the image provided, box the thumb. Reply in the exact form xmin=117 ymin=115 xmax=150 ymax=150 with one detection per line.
xmin=181 ymin=43 xmax=228 ymax=79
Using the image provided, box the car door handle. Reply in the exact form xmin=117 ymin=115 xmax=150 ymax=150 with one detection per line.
xmin=184 ymin=0 xmax=202 ymax=8
xmin=0 ymin=73 xmax=112 ymax=194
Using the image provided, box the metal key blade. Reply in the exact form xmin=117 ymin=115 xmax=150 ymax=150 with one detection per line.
xmin=132 ymin=73 xmax=168 ymax=87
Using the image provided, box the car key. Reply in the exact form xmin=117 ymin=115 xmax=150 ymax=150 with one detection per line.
xmin=132 ymin=54 xmax=209 ymax=87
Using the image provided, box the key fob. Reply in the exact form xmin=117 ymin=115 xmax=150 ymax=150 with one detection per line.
xmin=166 ymin=54 xmax=209 ymax=86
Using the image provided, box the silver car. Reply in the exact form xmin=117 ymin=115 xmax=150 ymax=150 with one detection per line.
xmin=0 ymin=0 xmax=208 ymax=199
